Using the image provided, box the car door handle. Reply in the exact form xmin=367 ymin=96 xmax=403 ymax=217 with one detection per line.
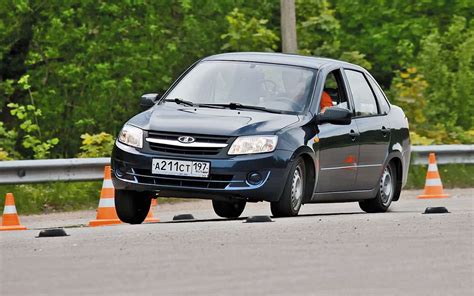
xmin=381 ymin=126 xmax=390 ymax=137
xmin=349 ymin=129 xmax=360 ymax=141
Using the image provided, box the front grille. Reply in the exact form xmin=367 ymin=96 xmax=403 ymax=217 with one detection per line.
xmin=146 ymin=131 xmax=231 ymax=156
xmin=132 ymin=168 xmax=232 ymax=189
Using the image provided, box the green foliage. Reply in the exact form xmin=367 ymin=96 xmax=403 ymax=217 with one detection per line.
xmin=1 ymin=73 xmax=60 ymax=159
xmin=331 ymin=0 xmax=474 ymax=87
xmin=1 ymin=0 xmax=279 ymax=157
xmin=338 ymin=51 xmax=372 ymax=70
xmin=409 ymin=132 xmax=434 ymax=146
xmin=0 ymin=121 xmax=17 ymax=160
xmin=390 ymin=67 xmax=428 ymax=129
xmin=0 ymin=149 xmax=9 ymax=160
xmin=221 ymin=8 xmax=279 ymax=52
xmin=1 ymin=0 xmax=473 ymax=163
xmin=390 ymin=17 xmax=474 ymax=144
xmin=3 ymin=75 xmax=60 ymax=159
xmin=417 ymin=16 xmax=474 ymax=137
xmin=297 ymin=0 xmax=341 ymax=57
xmin=297 ymin=0 xmax=371 ymax=69
xmin=78 ymin=132 xmax=115 ymax=158
xmin=6 ymin=101 xmax=60 ymax=159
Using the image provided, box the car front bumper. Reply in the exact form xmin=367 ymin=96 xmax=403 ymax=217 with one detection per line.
xmin=111 ymin=141 xmax=293 ymax=202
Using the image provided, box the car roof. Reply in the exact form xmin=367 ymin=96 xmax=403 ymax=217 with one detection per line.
xmin=202 ymin=52 xmax=363 ymax=70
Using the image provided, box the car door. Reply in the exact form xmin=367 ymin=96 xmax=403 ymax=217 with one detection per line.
xmin=314 ymin=69 xmax=360 ymax=192
xmin=343 ymin=69 xmax=391 ymax=190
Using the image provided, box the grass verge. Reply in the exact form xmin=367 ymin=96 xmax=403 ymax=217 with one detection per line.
xmin=0 ymin=182 xmax=191 ymax=215
xmin=405 ymin=164 xmax=474 ymax=189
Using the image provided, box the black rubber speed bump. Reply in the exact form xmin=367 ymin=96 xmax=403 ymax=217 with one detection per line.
xmin=173 ymin=214 xmax=195 ymax=221
xmin=423 ymin=207 xmax=449 ymax=214
xmin=245 ymin=215 xmax=273 ymax=223
xmin=36 ymin=228 xmax=69 ymax=238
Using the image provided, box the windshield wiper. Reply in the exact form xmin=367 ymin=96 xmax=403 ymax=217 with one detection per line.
xmin=198 ymin=102 xmax=283 ymax=114
xmin=164 ymin=98 xmax=195 ymax=107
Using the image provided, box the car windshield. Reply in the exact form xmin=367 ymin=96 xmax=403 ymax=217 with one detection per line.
xmin=163 ymin=61 xmax=316 ymax=113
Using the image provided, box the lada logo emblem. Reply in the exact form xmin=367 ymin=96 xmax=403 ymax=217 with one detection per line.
xmin=178 ymin=136 xmax=195 ymax=144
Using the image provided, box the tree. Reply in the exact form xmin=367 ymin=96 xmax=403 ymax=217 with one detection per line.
xmin=330 ymin=0 xmax=474 ymax=87
xmin=281 ymin=0 xmax=297 ymax=53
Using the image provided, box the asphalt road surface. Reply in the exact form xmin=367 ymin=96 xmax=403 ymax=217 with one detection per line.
xmin=1 ymin=189 xmax=473 ymax=295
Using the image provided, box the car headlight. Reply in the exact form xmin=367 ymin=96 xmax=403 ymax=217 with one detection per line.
xmin=228 ymin=135 xmax=278 ymax=155
xmin=118 ymin=124 xmax=143 ymax=148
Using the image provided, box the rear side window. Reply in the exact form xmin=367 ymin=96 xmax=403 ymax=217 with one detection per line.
xmin=367 ymin=75 xmax=390 ymax=114
xmin=344 ymin=70 xmax=379 ymax=116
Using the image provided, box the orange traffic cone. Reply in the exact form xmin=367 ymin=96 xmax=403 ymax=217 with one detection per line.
xmin=144 ymin=198 xmax=160 ymax=223
xmin=1 ymin=193 xmax=27 ymax=231
xmin=417 ymin=153 xmax=449 ymax=199
xmin=89 ymin=166 xmax=123 ymax=227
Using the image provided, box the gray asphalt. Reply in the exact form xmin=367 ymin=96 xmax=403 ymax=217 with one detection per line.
xmin=1 ymin=189 xmax=473 ymax=296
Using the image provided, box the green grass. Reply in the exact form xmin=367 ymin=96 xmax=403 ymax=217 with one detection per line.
xmin=405 ymin=164 xmax=474 ymax=189
xmin=0 ymin=181 xmax=103 ymax=215
xmin=0 ymin=182 xmax=192 ymax=215
xmin=1 ymin=164 xmax=472 ymax=215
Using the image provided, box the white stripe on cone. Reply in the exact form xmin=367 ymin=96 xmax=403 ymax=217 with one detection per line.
xmin=98 ymin=198 xmax=115 ymax=208
xmin=102 ymin=179 xmax=114 ymax=188
xmin=428 ymin=164 xmax=438 ymax=172
xmin=425 ymin=178 xmax=442 ymax=186
xmin=3 ymin=205 xmax=17 ymax=214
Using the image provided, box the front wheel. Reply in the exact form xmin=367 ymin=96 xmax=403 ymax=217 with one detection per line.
xmin=212 ymin=200 xmax=246 ymax=218
xmin=115 ymin=190 xmax=151 ymax=224
xmin=271 ymin=158 xmax=305 ymax=217
xmin=359 ymin=162 xmax=397 ymax=213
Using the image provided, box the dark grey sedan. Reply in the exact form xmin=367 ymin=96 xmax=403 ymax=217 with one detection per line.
xmin=111 ymin=52 xmax=410 ymax=224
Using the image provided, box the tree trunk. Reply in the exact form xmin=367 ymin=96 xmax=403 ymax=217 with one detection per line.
xmin=280 ymin=0 xmax=297 ymax=54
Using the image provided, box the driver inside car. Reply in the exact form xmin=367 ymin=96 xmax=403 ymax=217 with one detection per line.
xmin=282 ymin=70 xmax=333 ymax=112
xmin=320 ymin=90 xmax=333 ymax=112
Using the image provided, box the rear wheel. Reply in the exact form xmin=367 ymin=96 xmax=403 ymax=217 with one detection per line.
xmin=271 ymin=158 xmax=305 ymax=217
xmin=359 ymin=162 xmax=396 ymax=213
xmin=212 ymin=200 xmax=246 ymax=218
xmin=115 ymin=190 xmax=151 ymax=224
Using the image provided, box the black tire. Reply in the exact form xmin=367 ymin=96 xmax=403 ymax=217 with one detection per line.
xmin=271 ymin=158 xmax=305 ymax=217
xmin=115 ymin=190 xmax=151 ymax=224
xmin=212 ymin=200 xmax=246 ymax=218
xmin=359 ymin=162 xmax=397 ymax=213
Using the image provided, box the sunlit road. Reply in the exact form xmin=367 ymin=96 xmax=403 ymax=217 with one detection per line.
xmin=1 ymin=189 xmax=473 ymax=295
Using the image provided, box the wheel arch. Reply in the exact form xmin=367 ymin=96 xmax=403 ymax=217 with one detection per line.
xmin=290 ymin=146 xmax=317 ymax=203
xmin=385 ymin=152 xmax=403 ymax=201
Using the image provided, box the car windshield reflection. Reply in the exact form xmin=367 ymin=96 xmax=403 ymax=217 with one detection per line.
xmin=163 ymin=61 xmax=316 ymax=113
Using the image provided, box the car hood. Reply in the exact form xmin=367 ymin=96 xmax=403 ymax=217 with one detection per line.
xmin=127 ymin=104 xmax=300 ymax=136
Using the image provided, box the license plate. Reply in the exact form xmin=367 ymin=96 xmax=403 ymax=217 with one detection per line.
xmin=151 ymin=158 xmax=210 ymax=178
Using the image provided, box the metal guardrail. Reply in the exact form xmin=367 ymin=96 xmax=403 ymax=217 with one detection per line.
xmin=411 ymin=145 xmax=474 ymax=165
xmin=0 ymin=158 xmax=110 ymax=184
xmin=0 ymin=145 xmax=472 ymax=184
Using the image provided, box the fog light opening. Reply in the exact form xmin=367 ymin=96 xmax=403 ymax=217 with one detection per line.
xmin=115 ymin=167 xmax=125 ymax=178
xmin=115 ymin=163 xmax=134 ymax=180
xmin=247 ymin=172 xmax=263 ymax=186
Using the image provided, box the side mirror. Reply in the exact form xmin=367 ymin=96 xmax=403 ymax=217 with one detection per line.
xmin=140 ymin=93 xmax=160 ymax=110
xmin=314 ymin=107 xmax=352 ymax=125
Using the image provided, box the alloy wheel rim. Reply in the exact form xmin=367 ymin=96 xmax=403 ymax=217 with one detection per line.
xmin=380 ymin=166 xmax=393 ymax=206
xmin=291 ymin=165 xmax=304 ymax=211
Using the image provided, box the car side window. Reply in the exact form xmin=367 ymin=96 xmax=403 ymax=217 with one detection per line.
xmin=344 ymin=69 xmax=379 ymax=116
xmin=367 ymin=75 xmax=390 ymax=114
xmin=322 ymin=70 xmax=350 ymax=111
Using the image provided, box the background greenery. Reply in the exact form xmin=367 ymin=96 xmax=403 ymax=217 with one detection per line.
xmin=0 ymin=0 xmax=473 ymax=213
